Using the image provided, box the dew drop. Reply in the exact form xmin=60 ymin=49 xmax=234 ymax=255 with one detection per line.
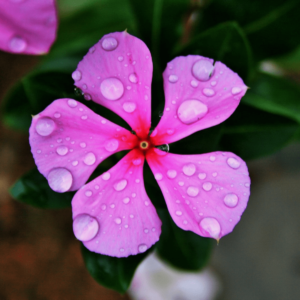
xmin=132 ymin=158 xmax=142 ymax=165
xmin=118 ymin=56 xmax=123 ymax=61
xmin=224 ymin=193 xmax=239 ymax=208
xmin=202 ymin=182 xmax=212 ymax=191
xmin=123 ymin=102 xmax=136 ymax=113
xmin=138 ymin=244 xmax=148 ymax=253
xmin=232 ymin=87 xmax=242 ymax=95
xmin=177 ymin=100 xmax=208 ymax=124
xmin=114 ymin=179 xmax=127 ymax=191
xmin=123 ymin=197 xmax=130 ymax=204
xmin=183 ymin=163 xmax=196 ymax=176
xmin=72 ymin=70 xmax=82 ymax=81
xmin=85 ymin=190 xmax=92 ymax=197
xmin=187 ymin=186 xmax=199 ymax=197
xmin=9 ymin=36 xmax=27 ymax=53
xmin=129 ymin=73 xmax=138 ymax=83
xmin=100 ymin=78 xmax=124 ymax=100
xmin=167 ymin=170 xmax=177 ymax=179
xmin=73 ymin=214 xmax=99 ymax=241
xmin=227 ymin=157 xmax=240 ymax=169
xmin=101 ymin=37 xmax=118 ymax=51
xmin=169 ymin=75 xmax=178 ymax=83
xmin=198 ymin=173 xmax=207 ymax=180
xmin=56 ymin=145 xmax=68 ymax=156
xmin=191 ymin=80 xmax=199 ymax=88
xmin=68 ymin=99 xmax=77 ymax=108
xmin=110 ymin=204 xmax=115 ymax=209
xmin=178 ymin=181 xmax=184 ymax=186
xmin=115 ymin=218 xmax=122 ymax=225
xmin=72 ymin=160 xmax=78 ymax=166
xmin=54 ymin=112 xmax=61 ymax=119
xmin=155 ymin=173 xmax=163 ymax=181
xmin=84 ymin=152 xmax=96 ymax=165
xmin=175 ymin=211 xmax=182 ymax=216
xmin=167 ymin=129 xmax=174 ymax=135
xmin=211 ymin=81 xmax=217 ymax=86
xmin=36 ymin=117 xmax=55 ymax=136
xmin=84 ymin=93 xmax=92 ymax=100
xmin=80 ymin=142 xmax=86 ymax=148
xmin=47 ymin=168 xmax=73 ymax=192
xmin=212 ymin=172 xmax=217 ymax=177
xmin=192 ymin=60 xmax=214 ymax=81
xmin=105 ymin=139 xmax=119 ymax=152
xmin=102 ymin=172 xmax=111 ymax=180
xmin=199 ymin=217 xmax=221 ymax=239
xmin=210 ymin=155 xmax=216 ymax=161
xmin=203 ymin=88 xmax=215 ymax=97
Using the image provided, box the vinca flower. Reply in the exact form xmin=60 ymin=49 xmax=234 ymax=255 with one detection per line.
xmin=29 ymin=32 xmax=250 ymax=257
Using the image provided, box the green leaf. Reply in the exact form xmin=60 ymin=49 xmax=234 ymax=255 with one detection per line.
xmin=220 ymin=104 xmax=300 ymax=160
xmin=10 ymin=168 xmax=74 ymax=209
xmin=176 ymin=22 xmax=252 ymax=81
xmin=156 ymin=209 xmax=214 ymax=271
xmin=81 ymin=243 xmax=149 ymax=293
xmin=243 ymin=73 xmax=300 ymax=123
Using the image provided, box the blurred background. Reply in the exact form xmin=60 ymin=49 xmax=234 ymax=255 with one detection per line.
xmin=1 ymin=0 xmax=300 ymax=299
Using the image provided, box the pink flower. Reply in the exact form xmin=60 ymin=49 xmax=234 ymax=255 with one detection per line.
xmin=0 ymin=0 xmax=57 ymax=55
xmin=29 ymin=32 xmax=250 ymax=257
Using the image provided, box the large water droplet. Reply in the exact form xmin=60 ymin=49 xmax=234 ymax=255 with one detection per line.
xmin=177 ymin=100 xmax=208 ymax=124
xmin=105 ymin=139 xmax=119 ymax=152
xmin=72 ymin=70 xmax=82 ymax=81
xmin=199 ymin=217 xmax=221 ymax=239
xmin=47 ymin=168 xmax=73 ymax=192
xmin=169 ymin=75 xmax=178 ymax=83
xmin=101 ymin=37 xmax=118 ymax=51
xmin=227 ymin=157 xmax=240 ymax=169
xmin=68 ymin=99 xmax=77 ymax=108
xmin=192 ymin=60 xmax=214 ymax=81
xmin=187 ymin=186 xmax=199 ymax=197
xmin=35 ymin=117 xmax=55 ymax=136
xmin=167 ymin=170 xmax=177 ymax=179
xmin=9 ymin=36 xmax=27 ymax=53
xmin=73 ymin=214 xmax=99 ymax=241
xmin=183 ymin=163 xmax=196 ymax=176
xmin=123 ymin=102 xmax=136 ymax=113
xmin=224 ymin=193 xmax=239 ymax=208
xmin=129 ymin=73 xmax=138 ymax=83
xmin=202 ymin=182 xmax=212 ymax=191
xmin=84 ymin=152 xmax=96 ymax=165
xmin=138 ymin=244 xmax=148 ymax=253
xmin=114 ymin=179 xmax=127 ymax=191
xmin=100 ymin=78 xmax=124 ymax=100
xmin=56 ymin=145 xmax=68 ymax=156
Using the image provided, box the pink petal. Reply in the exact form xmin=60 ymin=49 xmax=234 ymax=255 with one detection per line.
xmin=0 ymin=0 xmax=57 ymax=55
xmin=151 ymin=56 xmax=247 ymax=144
xmin=72 ymin=149 xmax=162 ymax=257
xmin=29 ymin=99 xmax=138 ymax=192
xmin=146 ymin=149 xmax=250 ymax=240
xmin=73 ymin=32 xmax=153 ymax=139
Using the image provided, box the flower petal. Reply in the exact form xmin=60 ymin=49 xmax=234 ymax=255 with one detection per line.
xmin=0 ymin=0 xmax=57 ymax=55
xmin=73 ymin=32 xmax=153 ymax=138
xmin=151 ymin=56 xmax=247 ymax=144
xmin=72 ymin=149 xmax=162 ymax=257
xmin=146 ymin=149 xmax=250 ymax=240
xmin=29 ymin=99 xmax=137 ymax=192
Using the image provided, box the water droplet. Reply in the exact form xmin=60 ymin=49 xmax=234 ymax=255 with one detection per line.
xmin=73 ymin=214 xmax=99 ymax=241
xmin=187 ymin=186 xmax=199 ymax=197
xmin=129 ymin=73 xmax=138 ymax=83
xmin=114 ymin=179 xmax=127 ymax=191
xmin=102 ymin=172 xmax=110 ymax=180
xmin=54 ymin=112 xmax=61 ymax=119
xmin=37 ymin=149 xmax=41 ymax=154
xmin=9 ymin=36 xmax=27 ymax=53
xmin=167 ymin=170 xmax=177 ymax=179
xmin=203 ymin=88 xmax=215 ymax=97
xmin=105 ymin=139 xmax=119 ymax=152
xmin=132 ymin=193 xmax=136 ymax=198
xmin=212 ymin=172 xmax=217 ymax=177
xmin=198 ymin=173 xmax=206 ymax=180
xmin=123 ymin=102 xmax=136 ymax=113
xmin=35 ymin=117 xmax=55 ymax=136
xmin=183 ymin=163 xmax=196 ymax=176
xmin=177 ymin=100 xmax=208 ymax=124
xmin=211 ymin=81 xmax=217 ymax=86
xmin=123 ymin=197 xmax=130 ymax=204
xmin=227 ymin=157 xmax=240 ymax=169
xmin=191 ymin=80 xmax=199 ymax=88
xmin=68 ymin=99 xmax=77 ymax=108
xmin=178 ymin=181 xmax=184 ymax=186
xmin=100 ymin=78 xmax=124 ymax=100
xmin=89 ymin=46 xmax=96 ymax=53
xmin=224 ymin=193 xmax=239 ymax=207
xmin=115 ymin=218 xmax=122 ymax=224
xmin=210 ymin=156 xmax=216 ymax=161
xmin=110 ymin=204 xmax=115 ymax=209
xmin=155 ymin=173 xmax=163 ymax=181
xmin=130 ymin=214 xmax=134 ymax=218
xmin=101 ymin=37 xmax=118 ymax=51
xmin=82 ymin=84 xmax=87 ymax=90
xmin=84 ymin=93 xmax=92 ymax=100
xmin=138 ymin=244 xmax=148 ymax=253
xmin=144 ymin=229 xmax=149 ymax=233
xmin=101 ymin=204 xmax=106 ymax=210
xmin=72 ymin=160 xmax=78 ymax=166
xmin=192 ymin=60 xmax=214 ymax=81
xmin=79 ymin=142 xmax=86 ymax=149
xmin=84 ymin=152 xmax=96 ymax=165
xmin=56 ymin=145 xmax=68 ymax=156
xmin=168 ymin=75 xmax=178 ymax=83
xmin=167 ymin=129 xmax=174 ymax=135
xmin=85 ymin=190 xmax=92 ymax=197
xmin=135 ymin=179 xmax=140 ymax=183
xmin=47 ymin=168 xmax=73 ymax=192
xmin=132 ymin=158 xmax=142 ymax=165
xmin=202 ymin=182 xmax=212 ymax=191
xmin=101 ymin=120 xmax=106 ymax=124
xmin=72 ymin=70 xmax=82 ymax=81
xmin=199 ymin=217 xmax=221 ymax=239
xmin=232 ymin=87 xmax=242 ymax=95
xmin=175 ymin=211 xmax=182 ymax=216
xmin=118 ymin=56 xmax=123 ymax=61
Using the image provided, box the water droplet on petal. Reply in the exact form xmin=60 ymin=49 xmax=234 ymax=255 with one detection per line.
xmin=129 ymin=73 xmax=138 ymax=83
xmin=115 ymin=218 xmax=122 ymax=224
xmin=85 ymin=190 xmax=92 ymax=197
xmin=203 ymin=88 xmax=215 ymax=97
xmin=102 ymin=172 xmax=110 ymax=180
xmin=100 ymin=78 xmax=124 ymax=100
xmin=101 ymin=37 xmax=118 ymax=51
xmin=114 ymin=179 xmax=127 ymax=191
xmin=168 ymin=75 xmax=178 ymax=83
xmin=192 ymin=60 xmax=214 ymax=81
xmin=54 ymin=112 xmax=61 ymax=118
xmin=211 ymin=81 xmax=217 ymax=86
xmin=123 ymin=102 xmax=136 ymax=113
xmin=105 ymin=139 xmax=119 ymax=152
xmin=183 ymin=163 xmax=196 ymax=176
xmin=210 ymin=155 xmax=216 ymax=162
xmin=138 ymin=244 xmax=148 ymax=253
xmin=36 ymin=117 xmax=55 ymax=136
xmin=56 ymin=145 xmax=68 ymax=156
xmin=175 ymin=211 xmax=182 ymax=216
xmin=155 ymin=173 xmax=163 ymax=181
xmin=224 ymin=193 xmax=239 ymax=207
xmin=167 ymin=170 xmax=177 ymax=179
xmin=9 ymin=36 xmax=27 ymax=53
xmin=72 ymin=70 xmax=82 ymax=81
xmin=202 ymin=182 xmax=212 ymax=191
xmin=72 ymin=160 xmax=78 ymax=166
xmin=199 ymin=217 xmax=221 ymax=239
xmin=101 ymin=204 xmax=106 ymax=210
xmin=132 ymin=158 xmax=142 ymax=165
xmin=191 ymin=80 xmax=199 ymax=88
xmin=123 ymin=197 xmax=130 ymax=204
xmin=232 ymin=87 xmax=242 ymax=95
xmin=48 ymin=168 xmax=73 ymax=192
xmin=68 ymin=99 xmax=77 ymax=108
xmin=187 ymin=186 xmax=199 ymax=197
xmin=227 ymin=157 xmax=240 ymax=169
xmin=198 ymin=173 xmax=206 ymax=180
xmin=118 ymin=56 xmax=123 ymax=61
xmin=84 ymin=152 xmax=96 ymax=165
xmin=177 ymin=100 xmax=208 ymax=124
xmin=167 ymin=129 xmax=174 ymax=135
xmin=80 ymin=142 xmax=86 ymax=148
xmin=84 ymin=93 xmax=92 ymax=100
xmin=73 ymin=214 xmax=99 ymax=241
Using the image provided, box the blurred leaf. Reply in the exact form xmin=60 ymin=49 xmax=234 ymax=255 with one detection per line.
xmin=220 ymin=104 xmax=299 ymax=160
xmin=156 ymin=209 xmax=214 ymax=271
xmin=10 ymin=168 xmax=74 ymax=209
xmin=81 ymin=243 xmax=149 ymax=293
xmin=243 ymin=73 xmax=300 ymax=123
xmin=176 ymin=22 xmax=252 ymax=81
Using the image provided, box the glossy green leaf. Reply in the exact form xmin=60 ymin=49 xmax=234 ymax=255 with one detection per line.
xmin=176 ymin=22 xmax=252 ymax=81
xmin=81 ymin=243 xmax=149 ymax=293
xmin=10 ymin=168 xmax=74 ymax=209
xmin=220 ymin=104 xmax=299 ymax=160
xmin=156 ymin=209 xmax=214 ymax=271
xmin=242 ymin=73 xmax=300 ymax=123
